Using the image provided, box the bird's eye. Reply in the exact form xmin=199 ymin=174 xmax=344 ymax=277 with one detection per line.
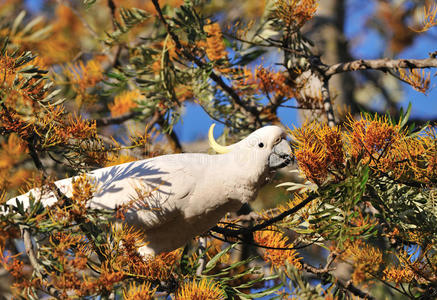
xmin=258 ymin=142 xmax=264 ymax=148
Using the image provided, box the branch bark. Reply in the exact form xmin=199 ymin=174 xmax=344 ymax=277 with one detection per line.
xmin=325 ymin=57 xmax=437 ymax=76
xmin=22 ymin=227 xmax=61 ymax=299
xmin=321 ymin=77 xmax=336 ymax=127
xmin=22 ymin=228 xmax=43 ymax=276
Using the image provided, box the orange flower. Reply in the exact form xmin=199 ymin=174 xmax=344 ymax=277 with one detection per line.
xmin=357 ymin=124 xmax=437 ymax=182
xmin=0 ymin=53 xmax=51 ymax=108
xmin=294 ymin=142 xmax=328 ymax=183
xmin=0 ymin=54 xmax=17 ymax=86
xmin=411 ymin=3 xmax=437 ymax=33
xmin=272 ymin=193 xmax=315 ymax=220
xmin=7 ymin=169 xmax=33 ymax=190
xmin=64 ymin=114 xmax=98 ymax=140
xmin=109 ymin=90 xmax=141 ymax=117
xmin=1 ymin=252 xmax=25 ymax=279
xmin=105 ymin=223 xmax=180 ymax=281
xmin=175 ymin=84 xmax=194 ymax=102
xmin=275 ymin=0 xmax=319 ymax=28
xmin=105 ymin=154 xmax=137 ymax=167
xmin=398 ymin=68 xmax=430 ymax=93
xmin=292 ymin=122 xmax=344 ymax=183
xmin=98 ymin=268 xmax=124 ymax=291
xmin=66 ymin=59 xmax=104 ymax=91
xmin=318 ymin=125 xmax=344 ymax=168
xmin=423 ymin=128 xmax=437 ymax=181
xmin=49 ymin=232 xmax=89 ymax=259
xmin=346 ymin=114 xmax=401 ymax=163
xmin=204 ymin=21 xmax=229 ymax=72
xmin=254 ymin=228 xmax=302 ymax=269
xmin=132 ymin=250 xmax=181 ymax=281
xmin=0 ymin=134 xmax=27 ymax=168
xmin=383 ymin=266 xmax=414 ymax=286
xmin=343 ymin=239 xmax=382 ymax=283
xmin=123 ymin=282 xmax=156 ymax=300
xmin=32 ymin=4 xmax=83 ymax=65
xmin=255 ymin=67 xmax=296 ymax=98
xmin=54 ymin=5 xmax=83 ymax=33
xmin=0 ymin=215 xmax=20 ymax=248
xmin=64 ymin=58 xmax=105 ymax=105
xmin=109 ymin=223 xmax=148 ymax=259
xmin=383 ymin=137 xmax=421 ymax=179
xmin=0 ymin=109 xmax=33 ymax=139
xmin=36 ymin=33 xmax=81 ymax=65
xmin=176 ymin=278 xmax=225 ymax=300
xmin=233 ymin=66 xmax=295 ymax=99
xmin=70 ymin=173 xmax=96 ymax=217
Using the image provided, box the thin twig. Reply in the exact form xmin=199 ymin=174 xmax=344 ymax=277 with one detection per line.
xmin=195 ymin=100 xmax=232 ymax=127
xmin=57 ymin=0 xmax=99 ymax=39
xmin=278 ymin=104 xmax=324 ymax=110
xmin=209 ymin=231 xmax=319 ymax=251
xmin=254 ymin=34 xmax=310 ymax=57
xmin=107 ymin=0 xmax=117 ymax=28
xmin=95 ymin=111 xmax=141 ymax=127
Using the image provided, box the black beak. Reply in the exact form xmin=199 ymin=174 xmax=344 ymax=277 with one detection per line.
xmin=269 ymin=140 xmax=293 ymax=169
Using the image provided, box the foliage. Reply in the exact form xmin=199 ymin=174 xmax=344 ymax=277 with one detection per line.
xmin=0 ymin=0 xmax=436 ymax=299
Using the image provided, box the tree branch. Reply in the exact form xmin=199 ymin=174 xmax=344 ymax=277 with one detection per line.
xmin=150 ymin=0 xmax=261 ymax=126
xmin=301 ymin=252 xmax=375 ymax=300
xmin=210 ymin=194 xmax=316 ymax=237
xmin=95 ymin=111 xmax=141 ymax=127
xmin=0 ymin=103 xmax=69 ymax=203
xmin=338 ymin=280 xmax=376 ymax=300
xmin=22 ymin=228 xmax=43 ymax=276
xmin=22 ymin=227 xmax=61 ymax=299
xmin=321 ymin=77 xmax=336 ymax=127
xmin=301 ymin=261 xmax=335 ymax=274
xmin=196 ymin=236 xmax=207 ymax=276
xmin=107 ymin=0 xmax=116 ymax=25
xmin=325 ymin=57 xmax=437 ymax=77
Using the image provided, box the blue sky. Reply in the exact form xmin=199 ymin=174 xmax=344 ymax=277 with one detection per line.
xmin=24 ymin=0 xmax=437 ymax=142
xmin=173 ymin=0 xmax=437 ymax=142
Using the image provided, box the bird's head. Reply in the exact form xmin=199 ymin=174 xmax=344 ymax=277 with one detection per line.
xmin=208 ymin=124 xmax=293 ymax=170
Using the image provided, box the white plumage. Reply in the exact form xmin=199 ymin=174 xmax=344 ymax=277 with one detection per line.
xmin=7 ymin=124 xmax=292 ymax=256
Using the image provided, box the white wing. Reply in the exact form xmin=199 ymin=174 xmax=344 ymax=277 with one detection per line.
xmin=6 ymin=154 xmax=200 ymax=230
xmin=89 ymin=154 xmax=199 ymax=229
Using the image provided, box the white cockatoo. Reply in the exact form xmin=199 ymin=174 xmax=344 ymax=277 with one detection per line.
xmin=7 ymin=124 xmax=292 ymax=256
